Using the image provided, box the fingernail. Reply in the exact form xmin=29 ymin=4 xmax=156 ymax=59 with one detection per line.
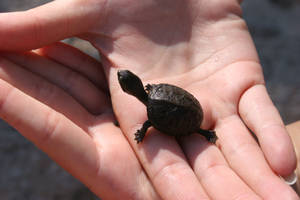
xmin=282 ymin=172 xmax=297 ymax=185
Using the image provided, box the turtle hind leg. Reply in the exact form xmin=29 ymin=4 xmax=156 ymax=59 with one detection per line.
xmin=197 ymin=128 xmax=218 ymax=144
xmin=135 ymin=120 xmax=152 ymax=143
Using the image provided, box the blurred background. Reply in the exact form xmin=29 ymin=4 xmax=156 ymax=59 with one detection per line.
xmin=0 ymin=0 xmax=300 ymax=199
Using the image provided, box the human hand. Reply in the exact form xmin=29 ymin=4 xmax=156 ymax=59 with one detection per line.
xmin=0 ymin=0 xmax=298 ymax=199
xmin=287 ymin=121 xmax=300 ymax=195
xmin=0 ymin=43 xmax=160 ymax=199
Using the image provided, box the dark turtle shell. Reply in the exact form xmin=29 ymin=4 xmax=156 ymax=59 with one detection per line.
xmin=117 ymin=69 xmax=217 ymax=143
xmin=146 ymin=83 xmax=203 ymax=137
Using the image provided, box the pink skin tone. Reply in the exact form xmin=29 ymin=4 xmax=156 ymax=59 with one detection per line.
xmin=0 ymin=0 xmax=298 ymax=199
xmin=287 ymin=121 xmax=300 ymax=195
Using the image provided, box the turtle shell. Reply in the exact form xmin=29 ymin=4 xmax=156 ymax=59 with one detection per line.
xmin=146 ymin=83 xmax=203 ymax=137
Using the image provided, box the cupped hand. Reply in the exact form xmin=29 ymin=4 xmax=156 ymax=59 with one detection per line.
xmin=0 ymin=0 xmax=298 ymax=199
xmin=0 ymin=43 xmax=160 ymax=199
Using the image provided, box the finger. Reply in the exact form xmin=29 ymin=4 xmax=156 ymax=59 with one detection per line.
xmin=36 ymin=42 xmax=108 ymax=91
xmin=0 ymin=79 xmax=159 ymax=200
xmin=287 ymin=120 xmax=300 ymax=158
xmin=128 ymin=128 xmax=209 ymax=200
xmin=239 ymin=84 xmax=297 ymax=176
xmin=0 ymin=56 xmax=91 ymax=125
xmin=217 ymin=115 xmax=298 ymax=199
xmin=89 ymin=122 xmax=160 ymax=200
xmin=0 ymin=78 xmax=99 ymax=187
xmin=112 ymin=86 xmax=209 ymax=200
xmin=0 ymin=0 xmax=106 ymax=50
xmin=181 ymin=135 xmax=261 ymax=200
xmin=2 ymin=52 xmax=110 ymax=115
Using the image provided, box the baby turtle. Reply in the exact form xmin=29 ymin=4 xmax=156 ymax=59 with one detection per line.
xmin=117 ymin=70 xmax=217 ymax=144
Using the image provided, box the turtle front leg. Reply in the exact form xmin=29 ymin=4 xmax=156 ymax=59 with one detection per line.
xmin=135 ymin=120 xmax=152 ymax=143
xmin=197 ymin=129 xmax=218 ymax=144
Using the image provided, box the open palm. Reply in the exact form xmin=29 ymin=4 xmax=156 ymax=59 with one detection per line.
xmin=0 ymin=0 xmax=298 ymax=199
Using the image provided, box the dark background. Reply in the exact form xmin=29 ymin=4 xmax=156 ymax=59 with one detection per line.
xmin=0 ymin=0 xmax=300 ymax=199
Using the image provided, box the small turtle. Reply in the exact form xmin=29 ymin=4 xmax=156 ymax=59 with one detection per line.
xmin=117 ymin=70 xmax=217 ymax=144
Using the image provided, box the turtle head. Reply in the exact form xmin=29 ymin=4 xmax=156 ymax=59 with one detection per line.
xmin=117 ymin=70 xmax=148 ymax=105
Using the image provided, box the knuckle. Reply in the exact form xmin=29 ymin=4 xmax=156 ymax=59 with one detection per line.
xmin=38 ymin=110 xmax=61 ymax=144
xmin=152 ymin=160 xmax=188 ymax=182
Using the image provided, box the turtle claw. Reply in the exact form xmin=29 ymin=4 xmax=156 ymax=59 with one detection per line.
xmin=145 ymin=84 xmax=152 ymax=92
xmin=134 ymin=130 xmax=145 ymax=143
xmin=207 ymin=131 xmax=218 ymax=144
xmin=198 ymin=129 xmax=218 ymax=144
xmin=134 ymin=120 xmax=152 ymax=144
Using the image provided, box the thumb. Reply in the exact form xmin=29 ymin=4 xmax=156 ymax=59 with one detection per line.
xmin=0 ymin=0 xmax=106 ymax=51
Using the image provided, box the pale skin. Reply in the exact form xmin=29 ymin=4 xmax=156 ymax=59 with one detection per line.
xmin=287 ymin=121 xmax=300 ymax=195
xmin=0 ymin=0 xmax=298 ymax=199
